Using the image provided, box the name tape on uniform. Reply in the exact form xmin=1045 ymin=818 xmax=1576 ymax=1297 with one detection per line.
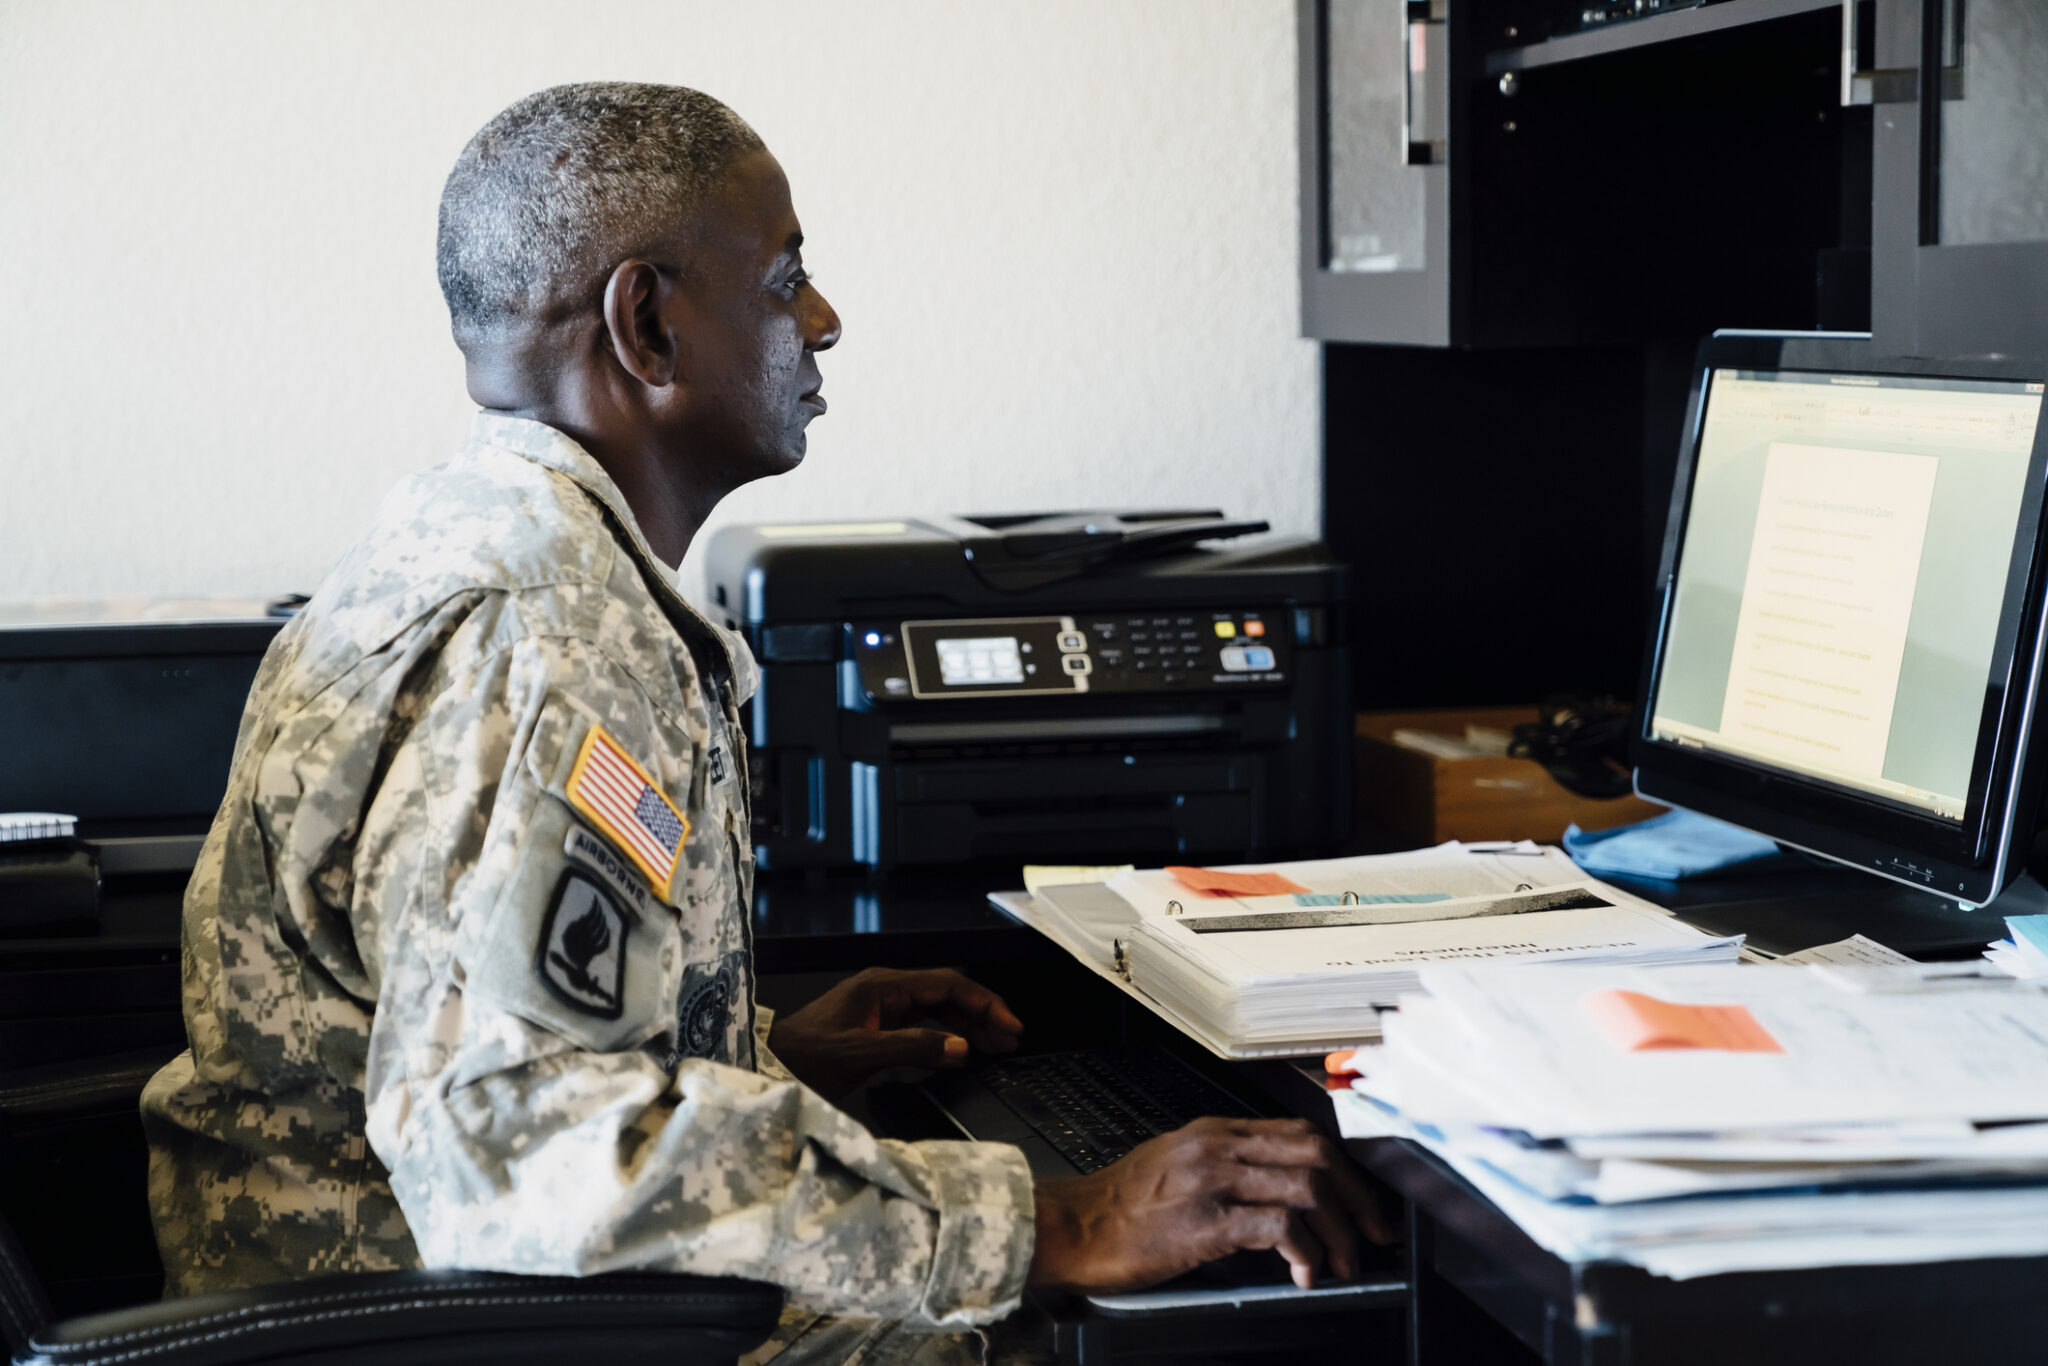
xmin=565 ymin=725 xmax=690 ymax=895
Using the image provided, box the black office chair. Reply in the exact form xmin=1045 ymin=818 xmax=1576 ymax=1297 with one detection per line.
xmin=0 ymin=1051 xmax=783 ymax=1366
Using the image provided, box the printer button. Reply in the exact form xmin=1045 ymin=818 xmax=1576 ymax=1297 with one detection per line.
xmin=1057 ymin=631 xmax=1087 ymax=653
xmin=1062 ymin=654 xmax=1092 ymax=676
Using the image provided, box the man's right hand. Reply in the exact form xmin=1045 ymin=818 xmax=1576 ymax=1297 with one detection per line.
xmin=1026 ymin=1116 xmax=1393 ymax=1293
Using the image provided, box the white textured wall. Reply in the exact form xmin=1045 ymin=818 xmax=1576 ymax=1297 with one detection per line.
xmin=0 ymin=0 xmax=1317 ymax=607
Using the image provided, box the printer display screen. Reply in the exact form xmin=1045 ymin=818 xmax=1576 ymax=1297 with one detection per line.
xmin=936 ymin=637 xmax=1026 ymax=686
xmin=879 ymin=612 xmax=1292 ymax=699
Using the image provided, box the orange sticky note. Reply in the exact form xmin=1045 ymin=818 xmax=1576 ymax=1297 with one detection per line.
xmin=1325 ymin=1049 xmax=1359 ymax=1076
xmin=1581 ymin=990 xmax=1783 ymax=1054
xmin=1165 ymin=866 xmax=1312 ymax=897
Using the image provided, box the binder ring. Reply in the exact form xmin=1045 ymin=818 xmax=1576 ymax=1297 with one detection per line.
xmin=1341 ymin=891 xmax=1361 ymax=905
xmin=1166 ymin=900 xmax=1183 ymax=916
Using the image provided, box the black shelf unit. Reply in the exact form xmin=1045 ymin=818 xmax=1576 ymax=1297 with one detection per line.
xmin=1484 ymin=0 xmax=1840 ymax=73
xmin=1305 ymin=0 xmax=1871 ymax=710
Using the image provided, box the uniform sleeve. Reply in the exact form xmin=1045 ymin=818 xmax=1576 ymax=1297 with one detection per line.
xmin=358 ymin=635 xmax=1033 ymax=1328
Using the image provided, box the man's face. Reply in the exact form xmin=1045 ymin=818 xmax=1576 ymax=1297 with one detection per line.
xmin=669 ymin=148 xmax=840 ymax=484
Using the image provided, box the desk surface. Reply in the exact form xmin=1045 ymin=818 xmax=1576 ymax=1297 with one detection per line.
xmin=1245 ymin=1058 xmax=2046 ymax=1366
xmin=0 ymin=842 xmax=2031 ymax=1360
xmin=0 ymin=844 xmax=2005 ymax=987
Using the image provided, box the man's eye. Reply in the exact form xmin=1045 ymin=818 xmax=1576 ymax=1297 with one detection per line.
xmin=786 ymin=268 xmax=810 ymax=290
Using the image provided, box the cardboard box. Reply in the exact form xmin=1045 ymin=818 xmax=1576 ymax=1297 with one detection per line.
xmin=1356 ymin=706 xmax=1665 ymax=845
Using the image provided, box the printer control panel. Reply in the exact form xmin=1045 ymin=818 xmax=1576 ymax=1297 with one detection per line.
xmin=854 ymin=609 xmax=1292 ymax=701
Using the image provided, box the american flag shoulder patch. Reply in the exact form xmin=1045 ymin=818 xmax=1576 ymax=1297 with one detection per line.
xmin=564 ymin=725 xmax=690 ymax=895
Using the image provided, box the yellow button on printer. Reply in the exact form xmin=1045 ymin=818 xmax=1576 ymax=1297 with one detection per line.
xmin=1213 ymin=621 xmax=1236 ymax=638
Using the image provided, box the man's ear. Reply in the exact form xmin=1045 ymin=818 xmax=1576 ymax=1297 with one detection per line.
xmin=600 ymin=259 xmax=686 ymax=389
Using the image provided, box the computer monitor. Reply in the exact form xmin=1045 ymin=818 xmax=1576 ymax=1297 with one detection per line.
xmin=1635 ymin=331 xmax=2048 ymax=907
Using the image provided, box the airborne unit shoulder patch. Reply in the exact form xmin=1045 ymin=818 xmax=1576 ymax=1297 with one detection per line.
xmin=536 ymin=870 xmax=628 ymax=1018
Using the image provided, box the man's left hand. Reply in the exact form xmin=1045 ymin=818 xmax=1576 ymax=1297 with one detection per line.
xmin=766 ymin=966 xmax=1024 ymax=1099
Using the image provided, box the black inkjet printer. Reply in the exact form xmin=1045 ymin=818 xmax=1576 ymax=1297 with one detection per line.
xmin=704 ymin=511 xmax=1350 ymax=871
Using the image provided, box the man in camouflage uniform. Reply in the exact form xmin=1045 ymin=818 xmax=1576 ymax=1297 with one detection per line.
xmin=144 ymin=83 xmax=1383 ymax=1364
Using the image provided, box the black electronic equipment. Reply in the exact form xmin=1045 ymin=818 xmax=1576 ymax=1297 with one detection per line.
xmin=1634 ymin=331 xmax=2048 ymax=908
xmin=704 ymin=513 xmax=1350 ymax=871
xmin=918 ymin=1047 xmax=1257 ymax=1179
xmin=0 ymin=612 xmax=283 ymax=873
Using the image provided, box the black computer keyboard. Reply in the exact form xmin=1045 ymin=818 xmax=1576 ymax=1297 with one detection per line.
xmin=975 ymin=1047 xmax=1259 ymax=1174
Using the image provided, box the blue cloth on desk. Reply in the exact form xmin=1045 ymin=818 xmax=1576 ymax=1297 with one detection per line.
xmin=1563 ymin=808 xmax=1792 ymax=881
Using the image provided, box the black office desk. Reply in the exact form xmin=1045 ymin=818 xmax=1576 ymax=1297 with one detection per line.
xmin=1249 ymin=1062 xmax=2047 ymax=1366
xmin=1236 ymin=866 xmax=2025 ymax=1366
xmin=750 ymin=869 xmax=1052 ymax=973
xmin=6 ymin=855 xmax=2033 ymax=1364
xmin=760 ymin=863 xmax=2033 ymax=1366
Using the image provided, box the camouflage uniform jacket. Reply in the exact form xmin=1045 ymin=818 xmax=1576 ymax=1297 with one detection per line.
xmin=141 ymin=414 xmax=1035 ymax=1330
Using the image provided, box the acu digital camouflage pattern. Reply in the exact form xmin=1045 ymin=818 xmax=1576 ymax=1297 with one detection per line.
xmin=141 ymin=414 xmax=1035 ymax=1347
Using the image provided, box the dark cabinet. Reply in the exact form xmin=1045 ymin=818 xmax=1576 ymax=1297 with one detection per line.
xmin=1297 ymin=0 xmax=1452 ymax=345
xmin=1297 ymin=0 xmax=1865 ymax=347
xmin=1868 ymin=0 xmax=2048 ymax=357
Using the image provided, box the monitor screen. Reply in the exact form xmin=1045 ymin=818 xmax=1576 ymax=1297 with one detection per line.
xmin=1649 ymin=369 xmax=2043 ymax=822
xmin=1636 ymin=334 xmax=2048 ymax=906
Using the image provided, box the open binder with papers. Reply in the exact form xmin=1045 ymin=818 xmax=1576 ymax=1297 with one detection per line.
xmin=990 ymin=841 xmax=1743 ymax=1058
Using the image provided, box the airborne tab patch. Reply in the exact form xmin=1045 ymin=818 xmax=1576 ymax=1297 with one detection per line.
xmin=537 ymin=870 xmax=628 ymax=1019
xmin=565 ymin=725 xmax=690 ymax=895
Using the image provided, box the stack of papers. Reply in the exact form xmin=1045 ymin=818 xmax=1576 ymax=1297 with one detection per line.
xmin=994 ymin=842 xmax=1741 ymax=1056
xmin=1337 ymin=961 xmax=2048 ymax=1278
xmin=1983 ymin=914 xmax=2048 ymax=979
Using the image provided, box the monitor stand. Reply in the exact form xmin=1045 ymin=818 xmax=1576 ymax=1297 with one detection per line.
xmin=1601 ymin=863 xmax=2009 ymax=960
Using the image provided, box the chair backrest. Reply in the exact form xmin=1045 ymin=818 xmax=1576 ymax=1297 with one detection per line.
xmin=0 ymin=1206 xmax=55 ymax=1360
xmin=0 ymin=1047 xmax=177 ymax=1325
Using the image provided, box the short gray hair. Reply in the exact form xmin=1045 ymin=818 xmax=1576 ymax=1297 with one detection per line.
xmin=436 ymin=82 xmax=764 ymax=342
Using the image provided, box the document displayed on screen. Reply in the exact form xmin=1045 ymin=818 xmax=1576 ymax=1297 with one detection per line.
xmin=1718 ymin=442 xmax=1938 ymax=783
xmin=1651 ymin=370 xmax=2043 ymax=821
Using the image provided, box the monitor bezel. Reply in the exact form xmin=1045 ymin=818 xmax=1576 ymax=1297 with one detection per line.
xmin=1633 ymin=331 xmax=2048 ymax=906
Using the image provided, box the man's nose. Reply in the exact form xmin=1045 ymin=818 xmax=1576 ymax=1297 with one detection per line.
xmin=806 ymin=288 xmax=842 ymax=352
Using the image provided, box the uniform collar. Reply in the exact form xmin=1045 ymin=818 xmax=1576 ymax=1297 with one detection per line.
xmin=466 ymin=412 xmax=756 ymax=701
